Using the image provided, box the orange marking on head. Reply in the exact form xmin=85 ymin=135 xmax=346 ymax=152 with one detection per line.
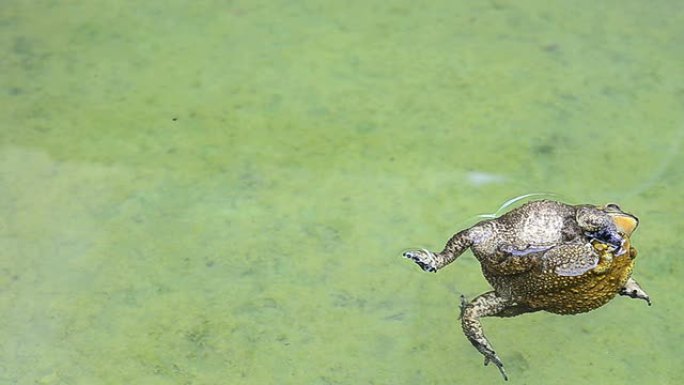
xmin=612 ymin=215 xmax=638 ymax=236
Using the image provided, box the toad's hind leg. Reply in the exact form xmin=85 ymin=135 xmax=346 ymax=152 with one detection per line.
xmin=460 ymin=292 xmax=537 ymax=381
xmin=403 ymin=229 xmax=472 ymax=272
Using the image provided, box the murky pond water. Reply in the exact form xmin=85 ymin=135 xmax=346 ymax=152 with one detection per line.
xmin=2 ymin=1 xmax=682 ymax=384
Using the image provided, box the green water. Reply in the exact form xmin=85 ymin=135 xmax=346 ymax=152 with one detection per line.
xmin=2 ymin=1 xmax=683 ymax=384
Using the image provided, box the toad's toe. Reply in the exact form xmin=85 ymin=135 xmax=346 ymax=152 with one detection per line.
xmin=403 ymin=249 xmax=438 ymax=272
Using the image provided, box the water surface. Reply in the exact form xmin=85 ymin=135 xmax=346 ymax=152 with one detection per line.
xmin=2 ymin=1 xmax=683 ymax=384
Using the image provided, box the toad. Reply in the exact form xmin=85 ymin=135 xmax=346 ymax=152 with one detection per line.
xmin=403 ymin=200 xmax=650 ymax=380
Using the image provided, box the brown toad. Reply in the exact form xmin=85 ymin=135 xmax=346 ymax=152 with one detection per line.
xmin=403 ymin=200 xmax=650 ymax=380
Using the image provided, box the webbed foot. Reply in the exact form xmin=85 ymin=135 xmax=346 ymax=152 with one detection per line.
xmin=484 ymin=352 xmax=508 ymax=382
xmin=619 ymin=277 xmax=651 ymax=306
xmin=403 ymin=249 xmax=438 ymax=272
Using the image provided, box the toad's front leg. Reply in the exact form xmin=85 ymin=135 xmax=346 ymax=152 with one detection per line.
xmin=403 ymin=229 xmax=473 ymax=272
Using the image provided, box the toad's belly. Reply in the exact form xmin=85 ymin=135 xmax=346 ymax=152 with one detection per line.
xmin=489 ymin=245 xmax=636 ymax=315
